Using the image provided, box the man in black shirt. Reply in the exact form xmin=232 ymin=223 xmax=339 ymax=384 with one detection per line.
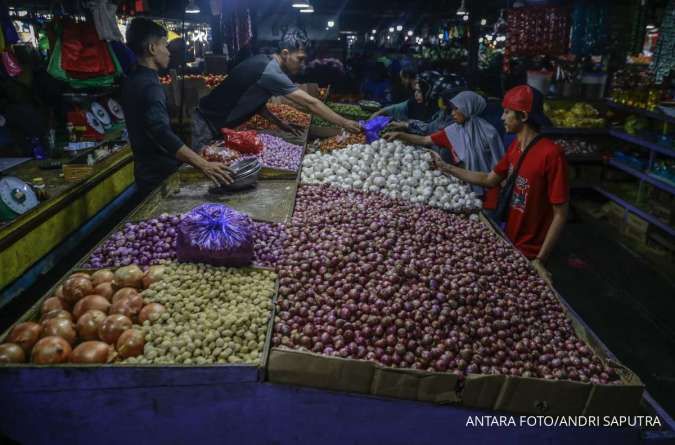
xmin=121 ymin=18 xmax=233 ymax=196
xmin=193 ymin=28 xmax=361 ymax=149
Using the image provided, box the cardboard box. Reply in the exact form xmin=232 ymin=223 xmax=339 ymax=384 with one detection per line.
xmin=268 ymin=214 xmax=644 ymax=416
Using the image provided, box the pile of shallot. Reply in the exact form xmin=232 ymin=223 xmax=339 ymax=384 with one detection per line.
xmin=272 ymin=185 xmax=620 ymax=384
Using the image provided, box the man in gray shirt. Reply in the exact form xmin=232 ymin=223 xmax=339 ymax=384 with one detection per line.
xmin=194 ymin=28 xmax=360 ymax=149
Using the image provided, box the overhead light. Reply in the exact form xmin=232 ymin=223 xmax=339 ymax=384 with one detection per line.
xmin=407 ymin=30 xmax=413 ymax=36
xmin=438 ymin=33 xmax=444 ymax=39
xmin=292 ymin=2 xmax=310 ymax=7
xmin=300 ymin=7 xmax=314 ymax=13
xmin=185 ymin=0 xmax=200 ymax=14
xmin=462 ymin=14 xmax=469 ymax=21
xmin=372 ymin=29 xmax=377 ymax=34
xmin=388 ymin=27 xmax=394 ymax=33
xmin=369 ymin=36 xmax=374 ymax=41
xmin=396 ymin=25 xmax=403 ymax=31
xmin=404 ymin=36 xmax=409 ymax=41
xmin=646 ymin=24 xmax=656 ymax=30
xmin=480 ymin=18 xmax=487 ymax=26
xmin=387 ymin=36 xmax=390 ymax=40
xmin=325 ymin=27 xmax=329 ymax=30
xmin=456 ymin=0 xmax=467 ymax=15
xmin=328 ymin=20 xmax=335 ymax=27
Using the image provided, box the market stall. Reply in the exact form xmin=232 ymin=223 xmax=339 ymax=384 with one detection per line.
xmin=0 ymin=100 xmax=672 ymax=443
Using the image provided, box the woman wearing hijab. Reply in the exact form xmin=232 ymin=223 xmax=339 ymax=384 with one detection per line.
xmin=383 ymin=91 xmax=505 ymax=209
xmin=370 ymin=76 xmax=435 ymax=122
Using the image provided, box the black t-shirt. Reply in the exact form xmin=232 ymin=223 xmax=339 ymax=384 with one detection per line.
xmin=198 ymin=54 xmax=298 ymax=130
xmin=121 ymin=66 xmax=183 ymax=192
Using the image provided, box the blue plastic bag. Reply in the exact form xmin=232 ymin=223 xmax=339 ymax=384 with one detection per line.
xmin=359 ymin=116 xmax=392 ymax=143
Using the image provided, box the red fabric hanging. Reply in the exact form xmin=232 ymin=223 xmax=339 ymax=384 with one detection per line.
xmin=61 ymin=20 xmax=115 ymax=77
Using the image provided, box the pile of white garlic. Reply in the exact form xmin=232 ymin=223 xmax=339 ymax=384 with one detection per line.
xmin=301 ymin=139 xmax=482 ymax=212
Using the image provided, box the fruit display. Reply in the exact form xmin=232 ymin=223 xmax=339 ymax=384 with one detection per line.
xmin=159 ymin=74 xmax=226 ymax=89
xmin=0 ymin=267 xmax=162 ymax=364
xmin=302 ymin=139 xmax=482 ymax=213
xmin=326 ymin=102 xmax=371 ymax=121
xmin=623 ymin=115 xmax=649 ymax=135
xmin=272 ymin=184 xmax=621 ymax=384
xmin=315 ymin=132 xmax=367 ymax=152
xmin=267 ymin=103 xmax=311 ymax=128
xmin=131 ymin=263 xmax=276 ymax=365
xmin=545 ymin=102 xmax=605 ymax=128
xmin=311 ymin=115 xmax=338 ymax=128
xmin=608 ymin=66 xmax=663 ymax=111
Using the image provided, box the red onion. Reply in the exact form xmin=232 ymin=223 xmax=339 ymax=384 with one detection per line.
xmin=7 ymin=322 xmax=42 ymax=355
xmin=271 ymin=184 xmax=619 ymax=383
xmin=0 ymin=343 xmax=26 ymax=363
xmin=70 ymin=341 xmax=112 ymax=364
xmin=31 ymin=336 xmax=72 ymax=364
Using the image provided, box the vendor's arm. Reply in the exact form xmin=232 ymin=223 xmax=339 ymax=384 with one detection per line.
xmin=285 ymin=89 xmax=361 ymax=133
xmin=372 ymin=101 xmax=408 ymax=120
xmin=144 ymin=85 xmax=233 ymax=185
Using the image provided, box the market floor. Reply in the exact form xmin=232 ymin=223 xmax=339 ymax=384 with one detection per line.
xmin=1 ymin=195 xmax=673 ymax=420
xmin=548 ymin=207 xmax=675 ymax=419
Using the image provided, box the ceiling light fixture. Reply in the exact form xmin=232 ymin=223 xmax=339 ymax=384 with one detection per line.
xmin=438 ymin=33 xmax=444 ymax=40
xmin=185 ymin=0 xmax=200 ymax=14
xmin=327 ymin=20 xmax=335 ymax=27
xmin=292 ymin=2 xmax=310 ymax=7
xmin=407 ymin=30 xmax=413 ymax=36
xmin=396 ymin=25 xmax=403 ymax=31
xmin=389 ymin=27 xmax=394 ymax=33
xmin=372 ymin=29 xmax=377 ymax=34
xmin=480 ymin=18 xmax=487 ymax=26
xmin=456 ymin=0 xmax=467 ymax=15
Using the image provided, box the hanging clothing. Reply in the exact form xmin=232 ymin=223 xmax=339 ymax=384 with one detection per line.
xmin=61 ymin=20 xmax=115 ymax=77
xmin=86 ymin=0 xmax=123 ymax=42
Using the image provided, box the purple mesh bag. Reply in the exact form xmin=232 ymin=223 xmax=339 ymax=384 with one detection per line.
xmin=176 ymin=204 xmax=254 ymax=267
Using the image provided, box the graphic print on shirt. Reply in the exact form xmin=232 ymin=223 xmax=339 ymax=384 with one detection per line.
xmin=511 ymin=174 xmax=529 ymax=213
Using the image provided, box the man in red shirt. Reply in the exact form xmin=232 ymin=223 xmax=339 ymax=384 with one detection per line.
xmin=431 ymin=85 xmax=569 ymax=282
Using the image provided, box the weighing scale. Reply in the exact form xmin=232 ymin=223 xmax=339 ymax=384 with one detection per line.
xmin=0 ymin=176 xmax=39 ymax=221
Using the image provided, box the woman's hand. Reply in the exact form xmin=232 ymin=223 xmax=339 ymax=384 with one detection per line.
xmin=429 ymin=150 xmax=449 ymax=172
xmin=388 ymin=121 xmax=409 ymax=131
xmin=382 ymin=131 xmax=401 ymax=142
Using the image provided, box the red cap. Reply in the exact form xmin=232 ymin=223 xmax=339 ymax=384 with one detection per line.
xmin=501 ymin=85 xmax=551 ymax=128
xmin=502 ymin=85 xmax=534 ymax=112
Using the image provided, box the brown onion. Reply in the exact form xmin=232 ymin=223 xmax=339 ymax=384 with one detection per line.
xmin=31 ymin=336 xmax=71 ymax=364
xmin=40 ymin=309 xmax=73 ymax=324
xmin=41 ymin=318 xmax=77 ymax=345
xmin=7 ymin=322 xmax=42 ymax=354
xmin=54 ymin=285 xmax=64 ymax=300
xmin=114 ymin=265 xmax=143 ymax=288
xmin=112 ymin=287 xmax=138 ymax=304
xmin=62 ymin=276 xmax=93 ymax=304
xmin=0 ymin=343 xmax=26 ymax=363
xmin=142 ymin=265 xmax=166 ymax=289
xmin=70 ymin=341 xmax=111 ymax=364
xmin=69 ymin=272 xmax=91 ymax=280
xmin=91 ymin=269 xmax=115 ymax=287
xmin=77 ymin=310 xmax=107 ymax=341
xmin=72 ymin=295 xmax=111 ymax=320
xmin=116 ymin=329 xmax=145 ymax=358
xmin=41 ymin=297 xmax=67 ymax=314
xmin=93 ymin=282 xmax=115 ymax=301
xmin=138 ymin=303 xmax=166 ymax=324
xmin=98 ymin=314 xmax=132 ymax=344
xmin=110 ymin=294 xmax=144 ymax=321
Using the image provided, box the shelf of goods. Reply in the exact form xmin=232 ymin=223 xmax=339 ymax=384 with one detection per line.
xmin=0 ymin=146 xmax=135 ymax=307
xmin=605 ymin=100 xmax=675 ymax=126
xmin=0 ymin=111 xmax=673 ymax=445
xmin=597 ymin=116 xmax=674 ymax=238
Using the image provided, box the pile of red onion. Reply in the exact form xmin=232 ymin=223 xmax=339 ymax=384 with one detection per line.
xmin=252 ymin=221 xmax=288 ymax=267
xmin=272 ymin=184 xmax=620 ymax=384
xmin=257 ymin=134 xmax=303 ymax=172
xmin=86 ymin=214 xmax=287 ymax=269
xmin=85 ymin=214 xmax=181 ymax=268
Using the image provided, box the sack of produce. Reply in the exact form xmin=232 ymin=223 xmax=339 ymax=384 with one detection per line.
xmin=176 ymin=204 xmax=254 ymax=267
xmin=360 ymin=116 xmax=391 ymax=143
xmin=220 ymin=128 xmax=264 ymax=155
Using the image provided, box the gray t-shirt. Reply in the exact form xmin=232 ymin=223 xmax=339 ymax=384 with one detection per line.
xmin=199 ymin=54 xmax=298 ymax=130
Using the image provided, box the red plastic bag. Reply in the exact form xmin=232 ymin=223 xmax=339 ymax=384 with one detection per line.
xmin=220 ymin=128 xmax=264 ymax=155
xmin=61 ymin=21 xmax=115 ymax=77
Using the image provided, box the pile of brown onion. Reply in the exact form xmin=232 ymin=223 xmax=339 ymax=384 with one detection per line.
xmin=272 ymin=185 xmax=619 ymax=384
xmin=0 ymin=265 xmax=166 ymax=365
